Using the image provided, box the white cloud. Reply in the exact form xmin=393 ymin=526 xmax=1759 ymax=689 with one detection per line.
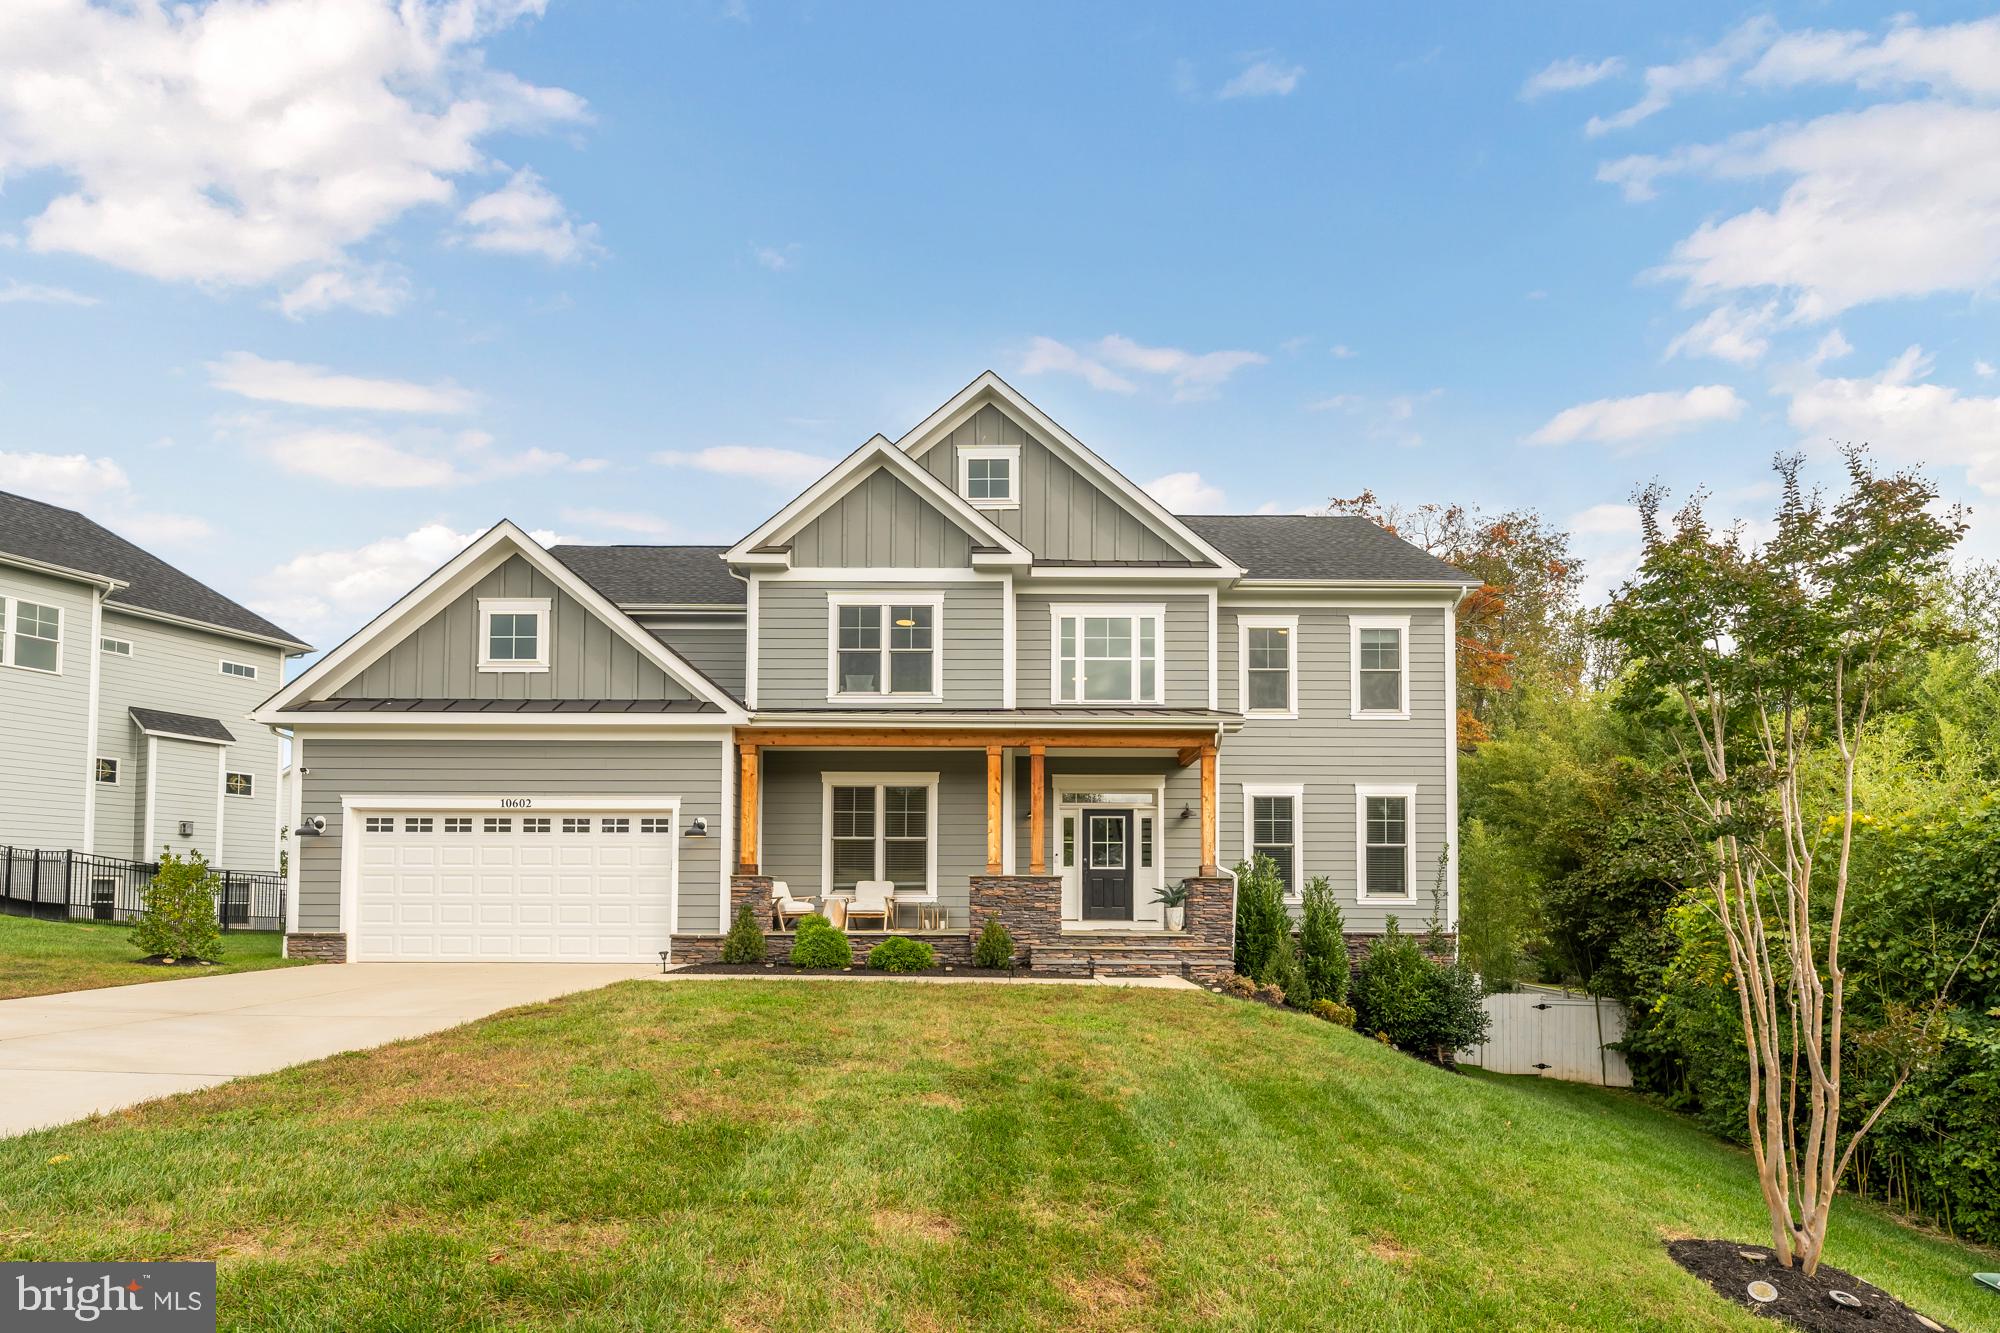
xmin=1218 ymin=57 xmax=1304 ymax=100
xmin=1330 ymin=344 xmax=1357 ymax=359
xmin=1143 ymin=472 xmax=1226 ymax=512
xmin=1308 ymin=389 xmax=1439 ymax=448
xmin=1521 ymin=55 xmax=1624 ymax=100
xmin=1019 ymin=336 xmax=1136 ymax=394
xmin=0 ymin=280 xmax=98 ymax=306
xmin=1566 ymin=502 xmax=1646 ymax=604
xmin=0 ymin=0 xmax=587 ymax=289
xmin=1527 ymin=385 xmax=1745 ymax=446
xmin=1588 ymin=18 xmax=1777 ymax=136
xmin=653 ymin=444 xmax=832 ymax=487
xmin=1747 ymin=16 xmax=2000 ymax=99
xmin=459 ymin=167 xmax=601 ymax=262
xmin=256 ymin=426 xmax=598 ymax=487
xmin=278 ymin=266 xmax=411 ymax=319
xmin=560 ymin=507 xmax=672 ymax=537
xmin=0 ymin=450 xmax=129 ymax=507
xmin=1665 ymin=303 xmax=1778 ymax=366
xmin=208 ymin=352 xmax=475 ymax=414
xmin=1978 ymin=360 xmax=1997 ymax=379
xmin=753 ymin=243 xmax=800 ymax=272
xmin=1784 ymin=346 xmax=2000 ymax=496
xmin=1024 ymin=334 xmax=1266 ymax=402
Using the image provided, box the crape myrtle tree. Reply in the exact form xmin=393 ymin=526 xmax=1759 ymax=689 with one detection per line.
xmin=1596 ymin=447 xmax=1965 ymax=1274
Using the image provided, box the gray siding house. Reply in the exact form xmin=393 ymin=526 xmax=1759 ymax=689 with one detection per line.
xmin=0 ymin=491 xmax=311 ymax=874
xmin=258 ymin=373 xmax=1472 ymax=972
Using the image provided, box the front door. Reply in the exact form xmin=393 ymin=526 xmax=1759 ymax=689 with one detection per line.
xmin=1081 ymin=809 xmax=1134 ymax=920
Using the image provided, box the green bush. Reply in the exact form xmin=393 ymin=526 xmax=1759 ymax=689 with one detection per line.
xmin=129 ymin=849 xmax=223 ymax=962
xmin=789 ymin=922 xmax=852 ymax=969
xmin=1298 ymin=875 xmax=1349 ymax=1005
xmin=1272 ymin=930 xmax=1310 ymax=1010
xmin=720 ymin=901 xmax=766 ymax=964
xmin=1312 ymin=998 xmax=1357 ymax=1026
xmin=1232 ymin=854 xmax=1290 ymax=983
xmin=972 ymin=917 xmax=1015 ymax=969
xmin=1352 ymin=920 xmax=1490 ymax=1065
xmin=867 ymin=936 xmax=935 ymax=973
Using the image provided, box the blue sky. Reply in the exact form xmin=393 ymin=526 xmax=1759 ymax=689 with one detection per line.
xmin=3 ymin=1 xmax=1999 ymax=649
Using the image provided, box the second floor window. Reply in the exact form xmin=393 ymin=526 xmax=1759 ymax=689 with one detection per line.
xmin=225 ymin=772 xmax=253 ymax=798
xmin=1241 ymin=615 xmax=1298 ymax=715
xmin=220 ymin=660 xmax=258 ymax=680
xmin=832 ymin=600 xmax=937 ymax=698
xmin=1351 ymin=616 xmax=1409 ymax=718
xmin=1054 ymin=607 xmax=1162 ymax=704
xmin=8 ymin=599 xmax=61 ymax=673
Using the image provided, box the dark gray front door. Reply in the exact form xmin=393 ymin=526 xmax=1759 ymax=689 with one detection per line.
xmin=1081 ymin=809 xmax=1134 ymax=920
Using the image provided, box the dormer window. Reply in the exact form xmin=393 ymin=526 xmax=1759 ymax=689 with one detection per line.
xmin=479 ymin=597 xmax=551 ymax=673
xmin=958 ymin=445 xmax=1019 ymax=510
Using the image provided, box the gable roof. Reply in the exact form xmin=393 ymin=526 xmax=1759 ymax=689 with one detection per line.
xmin=1179 ymin=515 xmax=1475 ymax=584
xmin=724 ymin=435 xmax=1031 ymax=568
xmin=0 ymin=489 xmax=308 ymax=649
xmin=548 ymin=545 xmax=743 ymax=607
xmin=258 ymin=520 xmax=746 ymax=722
xmin=898 ymin=372 xmax=1245 ymax=576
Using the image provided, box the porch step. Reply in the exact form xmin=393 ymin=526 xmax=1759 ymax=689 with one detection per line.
xmin=1031 ymin=935 xmax=1231 ymax=978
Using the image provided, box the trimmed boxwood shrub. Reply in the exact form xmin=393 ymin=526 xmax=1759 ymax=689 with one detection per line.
xmin=972 ymin=917 xmax=1015 ymax=969
xmin=1312 ymin=998 xmax=1357 ymax=1027
xmin=719 ymin=901 xmax=766 ymax=964
xmin=866 ymin=936 xmax=935 ymax=973
xmin=1351 ymin=919 xmax=1490 ymax=1066
xmin=789 ymin=918 xmax=852 ymax=969
xmin=130 ymin=849 xmax=223 ymax=962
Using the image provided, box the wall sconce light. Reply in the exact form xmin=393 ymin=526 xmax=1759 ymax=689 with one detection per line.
xmin=1178 ymin=804 xmax=1194 ymax=821
xmin=684 ymin=816 xmax=709 ymax=837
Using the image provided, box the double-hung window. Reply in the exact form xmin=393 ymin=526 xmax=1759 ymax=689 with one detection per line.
xmin=1244 ymin=783 xmax=1304 ymax=898
xmin=1349 ymin=615 xmax=1409 ymax=718
xmin=479 ymin=598 xmax=550 ymax=672
xmin=2 ymin=598 xmax=61 ymax=673
xmin=1052 ymin=604 xmax=1163 ymax=704
xmin=823 ymin=774 xmax=938 ymax=897
xmin=829 ymin=597 xmax=941 ymax=700
xmin=957 ymin=445 xmax=1020 ymax=509
xmin=1240 ymin=614 xmax=1298 ymax=716
xmin=1356 ymin=784 xmax=1416 ymax=901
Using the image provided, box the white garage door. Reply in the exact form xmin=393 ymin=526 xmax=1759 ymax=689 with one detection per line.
xmin=353 ymin=810 xmax=675 ymax=962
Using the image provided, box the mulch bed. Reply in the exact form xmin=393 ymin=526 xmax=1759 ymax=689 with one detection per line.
xmin=139 ymin=956 xmax=218 ymax=968
xmin=673 ymin=963 xmax=1014 ymax=978
xmin=1668 ymin=1238 xmax=1959 ymax=1332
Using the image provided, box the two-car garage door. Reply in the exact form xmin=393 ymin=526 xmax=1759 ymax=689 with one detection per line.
xmin=353 ymin=809 xmax=675 ymax=962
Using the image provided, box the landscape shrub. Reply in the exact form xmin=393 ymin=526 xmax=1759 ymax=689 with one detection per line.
xmin=1312 ymin=999 xmax=1357 ymax=1027
xmin=130 ymin=849 xmax=222 ymax=962
xmin=867 ymin=936 xmax=935 ymax=973
xmin=1272 ymin=931 xmax=1310 ymax=1010
xmin=972 ymin=917 xmax=1015 ymax=969
xmin=1352 ymin=920 xmax=1490 ymax=1066
xmin=1297 ymin=875 xmax=1348 ymax=1006
xmin=1255 ymin=982 xmax=1286 ymax=1007
xmin=1233 ymin=854 xmax=1290 ymax=983
xmin=719 ymin=901 xmax=766 ymax=964
xmin=1218 ymin=972 xmax=1256 ymax=999
xmin=789 ymin=922 xmax=852 ymax=969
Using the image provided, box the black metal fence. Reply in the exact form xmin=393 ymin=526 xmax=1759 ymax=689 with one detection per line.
xmin=0 ymin=846 xmax=285 ymax=933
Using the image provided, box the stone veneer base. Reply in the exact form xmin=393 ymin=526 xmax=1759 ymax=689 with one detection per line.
xmin=669 ymin=931 xmax=972 ymax=967
xmin=285 ymin=933 xmax=348 ymax=962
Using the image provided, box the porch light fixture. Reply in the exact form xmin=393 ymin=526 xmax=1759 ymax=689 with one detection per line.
xmin=1179 ymin=804 xmax=1194 ymax=821
xmin=685 ymin=816 xmax=708 ymax=837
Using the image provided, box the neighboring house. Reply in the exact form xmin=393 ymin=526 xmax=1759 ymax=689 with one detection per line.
xmin=256 ymin=373 xmax=1474 ymax=972
xmin=0 ymin=491 xmax=311 ymax=874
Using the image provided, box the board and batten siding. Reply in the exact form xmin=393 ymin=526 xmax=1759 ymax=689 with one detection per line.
xmin=1216 ymin=602 xmax=1454 ymax=931
xmin=334 ymin=555 xmax=692 ymax=702
xmin=95 ymin=610 xmax=287 ymax=870
xmin=788 ymin=468 xmax=976 ymax=568
xmin=642 ymin=619 xmax=746 ymax=701
xmin=913 ymin=404 xmax=1187 ymax=562
xmin=296 ymin=737 xmax=728 ymax=934
xmin=754 ymin=579 xmax=1005 ymax=709
xmin=1015 ymin=593 xmax=1209 ymax=709
xmin=0 ymin=566 xmax=95 ymax=849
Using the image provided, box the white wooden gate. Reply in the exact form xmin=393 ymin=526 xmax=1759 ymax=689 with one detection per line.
xmin=1458 ymin=990 xmax=1632 ymax=1087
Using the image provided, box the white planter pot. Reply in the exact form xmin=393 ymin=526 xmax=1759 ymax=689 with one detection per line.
xmin=1164 ymin=905 xmax=1186 ymax=932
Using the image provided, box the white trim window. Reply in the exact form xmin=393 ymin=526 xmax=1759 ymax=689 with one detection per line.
xmin=1239 ymin=614 xmax=1299 ymax=717
xmin=1349 ymin=614 xmax=1410 ymax=719
xmin=1243 ymin=782 xmax=1305 ymax=899
xmin=225 ymin=771 xmax=254 ymax=798
xmin=1355 ymin=784 xmax=1417 ymax=902
xmin=478 ymin=597 xmax=551 ymax=673
xmin=827 ymin=595 xmax=943 ymax=701
xmin=219 ymin=659 xmax=258 ymax=680
xmin=821 ymin=772 xmax=940 ymax=899
xmin=96 ymin=757 xmax=119 ymax=785
xmin=4 ymin=598 xmax=62 ymax=673
xmin=1051 ymin=603 xmax=1164 ymax=704
xmin=100 ymin=636 xmax=133 ymax=657
xmin=956 ymin=444 xmax=1020 ymax=510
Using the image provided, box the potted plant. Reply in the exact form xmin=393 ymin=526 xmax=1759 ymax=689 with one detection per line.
xmin=1153 ymin=879 xmax=1191 ymax=931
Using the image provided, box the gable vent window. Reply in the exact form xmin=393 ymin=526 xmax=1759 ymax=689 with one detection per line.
xmin=220 ymin=660 xmax=257 ymax=680
xmin=478 ymin=597 xmax=551 ymax=673
xmin=830 ymin=597 xmax=941 ymax=700
xmin=957 ymin=445 xmax=1020 ymax=510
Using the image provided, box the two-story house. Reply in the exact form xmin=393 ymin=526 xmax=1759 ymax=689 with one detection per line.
xmin=0 ymin=491 xmax=312 ymax=878
xmin=256 ymin=373 xmax=1473 ymax=973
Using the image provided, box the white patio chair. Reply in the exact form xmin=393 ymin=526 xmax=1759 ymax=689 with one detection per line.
xmin=770 ymin=881 xmax=816 ymax=931
xmin=847 ymin=879 xmax=894 ymax=930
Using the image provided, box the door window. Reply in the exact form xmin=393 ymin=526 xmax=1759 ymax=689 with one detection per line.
xmin=1088 ymin=815 xmax=1126 ymax=869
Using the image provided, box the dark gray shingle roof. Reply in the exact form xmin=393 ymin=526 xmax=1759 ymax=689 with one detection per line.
xmin=1178 ymin=515 xmax=1473 ymax=583
xmin=129 ymin=707 xmax=236 ymax=743
xmin=293 ymin=698 xmax=722 ymax=714
xmin=0 ymin=490 xmax=308 ymax=647
xmin=547 ymin=545 xmax=744 ymax=607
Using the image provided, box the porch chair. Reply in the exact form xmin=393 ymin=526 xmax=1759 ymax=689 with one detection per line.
xmin=770 ymin=881 xmax=816 ymax=931
xmin=847 ymin=879 xmax=894 ymax=931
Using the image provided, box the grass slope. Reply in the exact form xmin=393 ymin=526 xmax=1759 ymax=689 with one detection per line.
xmin=0 ymin=913 xmax=302 ymax=1000
xmin=1 ymin=982 xmax=1991 ymax=1331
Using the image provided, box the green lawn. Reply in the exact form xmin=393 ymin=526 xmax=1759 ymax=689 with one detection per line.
xmin=1 ymin=982 xmax=1992 ymax=1332
xmin=0 ymin=912 xmax=305 ymax=1000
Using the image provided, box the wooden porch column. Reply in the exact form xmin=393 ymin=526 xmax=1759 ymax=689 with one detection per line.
xmin=1198 ymin=743 xmax=1218 ymax=876
xmin=1028 ymin=742 xmax=1046 ymax=874
xmin=737 ymin=741 xmax=760 ymax=871
xmin=984 ymin=744 xmax=1004 ymax=874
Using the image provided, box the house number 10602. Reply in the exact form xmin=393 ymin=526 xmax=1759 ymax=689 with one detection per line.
xmin=500 ymin=799 xmax=534 ymax=809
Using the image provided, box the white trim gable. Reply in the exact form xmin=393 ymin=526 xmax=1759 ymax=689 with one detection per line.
xmin=256 ymin=521 xmax=746 ymax=722
xmin=897 ymin=372 xmax=1246 ymax=576
xmin=723 ymin=435 xmax=1031 ymax=569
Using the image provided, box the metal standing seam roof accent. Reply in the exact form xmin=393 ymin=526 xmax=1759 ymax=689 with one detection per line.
xmin=128 ymin=707 xmax=237 ymax=743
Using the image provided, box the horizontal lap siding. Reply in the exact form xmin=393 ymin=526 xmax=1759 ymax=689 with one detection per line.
xmin=335 ymin=555 xmax=692 ymax=702
xmin=1217 ymin=604 xmax=1453 ymax=930
xmin=0 ymin=568 xmax=93 ymax=849
xmin=755 ymin=580 xmax=1004 ymax=709
xmin=759 ymin=750 xmax=986 ymax=912
xmin=297 ymin=737 xmax=727 ymax=933
xmin=1010 ymin=754 xmax=1204 ymax=881
xmin=148 ymin=738 xmax=219 ymax=864
xmin=1016 ymin=593 xmax=1209 ymax=708
xmin=789 ymin=470 xmax=975 ymax=568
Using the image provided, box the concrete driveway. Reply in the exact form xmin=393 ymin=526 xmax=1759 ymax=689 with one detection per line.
xmin=0 ymin=962 xmax=654 ymax=1136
